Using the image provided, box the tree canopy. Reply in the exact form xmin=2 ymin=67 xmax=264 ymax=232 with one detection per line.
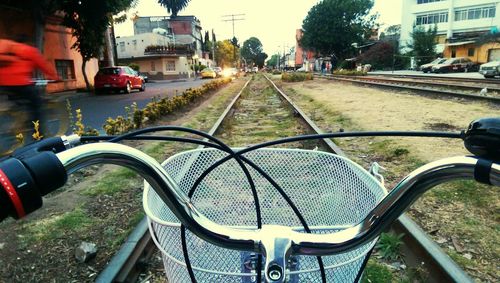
xmin=157 ymin=0 xmax=191 ymax=17
xmin=407 ymin=25 xmax=437 ymax=65
xmin=215 ymin=40 xmax=239 ymax=68
xmin=266 ymin=54 xmax=279 ymax=68
xmin=300 ymin=0 xmax=377 ymax=59
xmin=240 ymin=37 xmax=268 ymax=68
xmin=61 ymin=0 xmax=136 ymax=90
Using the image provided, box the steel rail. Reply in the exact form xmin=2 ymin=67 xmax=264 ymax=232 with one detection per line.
xmin=318 ymin=75 xmax=500 ymax=103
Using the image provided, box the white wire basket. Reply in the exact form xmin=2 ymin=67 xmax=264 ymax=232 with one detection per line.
xmin=144 ymin=148 xmax=387 ymax=282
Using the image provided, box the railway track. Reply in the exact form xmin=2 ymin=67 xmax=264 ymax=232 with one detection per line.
xmin=95 ymin=74 xmax=474 ymax=283
xmin=369 ymin=72 xmax=500 ymax=85
xmin=320 ymin=74 xmax=500 ymax=103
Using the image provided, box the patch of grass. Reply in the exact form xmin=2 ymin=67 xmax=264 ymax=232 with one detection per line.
xmin=82 ymin=168 xmax=139 ymax=196
xmin=376 ymin=232 xmax=404 ymax=261
xmin=22 ymin=208 xmax=94 ymax=243
xmin=361 ymin=260 xmax=393 ymax=283
xmin=430 ymin=180 xmax=490 ymax=208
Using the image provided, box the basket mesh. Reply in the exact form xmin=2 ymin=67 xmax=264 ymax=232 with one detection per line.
xmin=145 ymin=148 xmax=387 ymax=282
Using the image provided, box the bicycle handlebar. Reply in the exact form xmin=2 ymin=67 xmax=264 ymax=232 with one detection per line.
xmin=0 ymin=117 xmax=498 ymax=282
xmin=55 ymin=143 xmax=499 ymax=282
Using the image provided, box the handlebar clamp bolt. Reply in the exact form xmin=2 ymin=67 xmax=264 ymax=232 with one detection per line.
xmin=268 ymin=265 xmax=283 ymax=281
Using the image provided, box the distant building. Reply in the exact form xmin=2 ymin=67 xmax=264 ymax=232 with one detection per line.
xmin=400 ymin=0 xmax=500 ymax=63
xmin=294 ymin=29 xmax=315 ymax=71
xmin=0 ymin=4 xmax=99 ymax=93
xmin=117 ymin=16 xmax=212 ymax=79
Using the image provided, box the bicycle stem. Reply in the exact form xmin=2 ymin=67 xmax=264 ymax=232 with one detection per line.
xmin=56 ymin=143 xmax=499 ymax=283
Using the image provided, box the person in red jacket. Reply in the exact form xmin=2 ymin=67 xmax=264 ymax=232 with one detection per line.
xmin=0 ymin=35 xmax=59 ymax=137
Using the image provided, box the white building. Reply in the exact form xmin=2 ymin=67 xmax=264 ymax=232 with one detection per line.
xmin=116 ymin=32 xmax=193 ymax=79
xmin=116 ymin=16 xmax=213 ymax=80
xmin=400 ymin=0 xmax=500 ymax=63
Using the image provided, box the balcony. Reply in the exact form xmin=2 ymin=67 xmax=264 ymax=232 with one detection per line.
xmin=144 ymin=44 xmax=195 ymax=56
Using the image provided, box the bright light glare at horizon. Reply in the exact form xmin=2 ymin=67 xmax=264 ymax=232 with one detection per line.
xmin=115 ymin=0 xmax=402 ymax=55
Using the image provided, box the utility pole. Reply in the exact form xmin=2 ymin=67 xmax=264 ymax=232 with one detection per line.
xmin=222 ymin=14 xmax=245 ymax=67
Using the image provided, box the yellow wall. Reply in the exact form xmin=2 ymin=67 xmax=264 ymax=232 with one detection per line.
xmin=443 ymin=42 xmax=500 ymax=64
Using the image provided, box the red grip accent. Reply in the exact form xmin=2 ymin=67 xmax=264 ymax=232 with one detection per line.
xmin=0 ymin=169 xmax=25 ymax=218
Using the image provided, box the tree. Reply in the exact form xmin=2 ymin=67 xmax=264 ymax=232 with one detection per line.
xmin=61 ymin=0 xmax=136 ymax=90
xmin=215 ymin=40 xmax=239 ymax=68
xmin=157 ymin=0 xmax=191 ymax=17
xmin=358 ymin=41 xmax=395 ymax=70
xmin=240 ymin=37 xmax=268 ymax=68
xmin=300 ymin=0 xmax=377 ymax=60
xmin=407 ymin=25 xmax=437 ymax=65
xmin=267 ymin=54 xmax=279 ymax=68
xmin=203 ymin=31 xmax=211 ymax=52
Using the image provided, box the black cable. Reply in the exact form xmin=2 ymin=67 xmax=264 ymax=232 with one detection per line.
xmin=81 ymin=135 xmax=225 ymax=151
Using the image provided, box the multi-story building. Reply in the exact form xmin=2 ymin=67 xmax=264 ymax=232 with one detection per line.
xmin=400 ymin=0 xmax=500 ymax=63
xmin=116 ymin=16 xmax=210 ymax=79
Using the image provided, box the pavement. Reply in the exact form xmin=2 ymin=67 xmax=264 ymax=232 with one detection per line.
xmin=368 ymin=70 xmax=487 ymax=79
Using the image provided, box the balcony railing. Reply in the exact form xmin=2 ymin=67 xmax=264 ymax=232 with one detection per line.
xmin=144 ymin=44 xmax=195 ymax=56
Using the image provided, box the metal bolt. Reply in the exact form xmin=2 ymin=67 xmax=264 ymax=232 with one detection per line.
xmin=268 ymin=269 xmax=282 ymax=281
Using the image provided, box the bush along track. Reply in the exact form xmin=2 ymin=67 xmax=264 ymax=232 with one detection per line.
xmin=103 ymin=77 xmax=232 ymax=135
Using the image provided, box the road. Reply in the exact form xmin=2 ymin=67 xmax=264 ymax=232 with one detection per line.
xmin=67 ymin=78 xmax=211 ymax=133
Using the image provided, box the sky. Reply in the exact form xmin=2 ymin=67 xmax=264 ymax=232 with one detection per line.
xmin=115 ymin=0 xmax=402 ymax=56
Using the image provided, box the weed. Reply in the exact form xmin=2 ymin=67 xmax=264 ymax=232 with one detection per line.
xmin=333 ymin=70 xmax=367 ymax=76
xmin=376 ymin=232 xmax=404 ymax=261
xmin=82 ymin=168 xmax=139 ymax=196
xmin=361 ymin=260 xmax=393 ymax=283
xmin=22 ymin=208 xmax=94 ymax=243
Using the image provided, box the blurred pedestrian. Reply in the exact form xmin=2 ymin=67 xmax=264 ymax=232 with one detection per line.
xmin=0 ymin=35 xmax=58 ymax=136
xmin=321 ymin=61 xmax=326 ymax=75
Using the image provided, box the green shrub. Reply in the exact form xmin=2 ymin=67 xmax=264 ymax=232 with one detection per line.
xmin=128 ymin=63 xmax=140 ymax=71
xmin=281 ymin=72 xmax=314 ymax=82
xmin=102 ymin=78 xmax=232 ymax=135
xmin=272 ymin=70 xmax=282 ymax=75
xmin=376 ymin=232 xmax=404 ymax=261
xmin=333 ymin=70 xmax=367 ymax=76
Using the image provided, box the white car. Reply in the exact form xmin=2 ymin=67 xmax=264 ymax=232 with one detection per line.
xmin=479 ymin=61 xmax=500 ymax=78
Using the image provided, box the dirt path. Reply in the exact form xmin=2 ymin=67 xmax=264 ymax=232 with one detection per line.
xmin=276 ymin=77 xmax=499 ymax=282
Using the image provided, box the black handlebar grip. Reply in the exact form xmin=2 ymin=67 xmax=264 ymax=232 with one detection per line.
xmin=0 ymin=158 xmax=41 ymax=219
xmin=0 ymin=152 xmax=68 ymax=221
xmin=21 ymin=151 xmax=68 ymax=196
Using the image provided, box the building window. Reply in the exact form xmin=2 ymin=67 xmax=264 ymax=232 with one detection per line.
xmin=151 ymin=61 xmax=156 ymax=71
xmin=132 ymin=40 xmax=137 ymax=51
xmin=166 ymin=60 xmax=175 ymax=71
xmin=55 ymin=60 xmax=75 ymax=80
xmin=417 ymin=0 xmax=444 ymax=4
xmin=468 ymin=48 xmax=475 ymax=57
xmin=119 ymin=42 xmax=125 ymax=52
xmin=451 ymin=48 xmax=457 ymax=58
xmin=416 ymin=12 xmax=448 ymax=25
xmin=455 ymin=6 xmax=496 ymax=21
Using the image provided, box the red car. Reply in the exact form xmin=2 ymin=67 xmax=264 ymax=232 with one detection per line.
xmin=94 ymin=66 xmax=146 ymax=94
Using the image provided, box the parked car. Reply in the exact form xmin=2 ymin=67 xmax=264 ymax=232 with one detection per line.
xmin=200 ymin=68 xmax=217 ymax=79
xmin=94 ymin=66 xmax=145 ymax=94
xmin=420 ymin=58 xmax=446 ymax=73
xmin=431 ymin=57 xmax=479 ymax=73
xmin=213 ymin=67 xmax=222 ymax=77
xmin=479 ymin=61 xmax=500 ymax=78
xmin=138 ymin=72 xmax=149 ymax=83
xmin=222 ymin=68 xmax=239 ymax=78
